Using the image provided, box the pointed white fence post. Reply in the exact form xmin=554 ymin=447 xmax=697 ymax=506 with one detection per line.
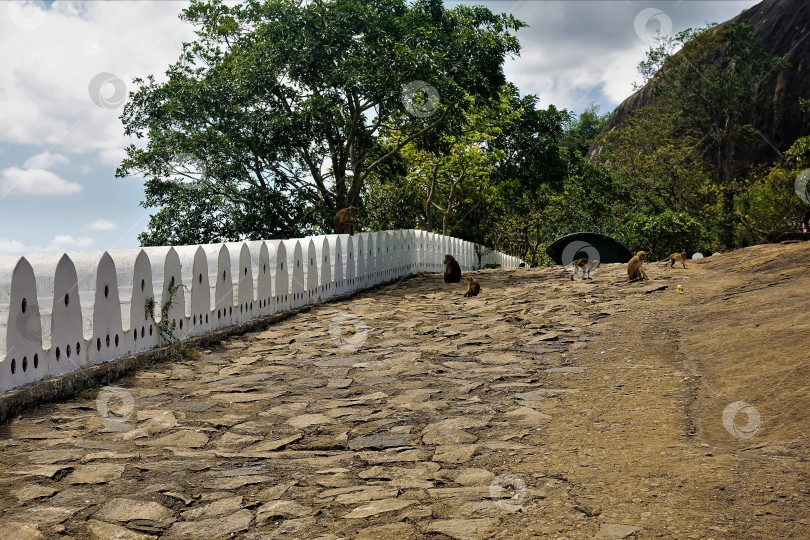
xmin=267 ymin=240 xmax=289 ymax=313
xmin=0 ymin=257 xmax=44 ymax=391
xmin=282 ymin=240 xmax=305 ymax=309
xmin=174 ymin=246 xmax=211 ymax=337
xmin=108 ymin=249 xmax=157 ymax=353
xmin=247 ymin=241 xmax=273 ymax=317
xmin=70 ymin=251 xmax=124 ymax=365
xmin=27 ymin=254 xmax=85 ymax=377
xmin=199 ymin=244 xmax=233 ymax=329
xmin=225 ymin=242 xmax=255 ymax=323
xmin=344 ymin=235 xmax=357 ymax=292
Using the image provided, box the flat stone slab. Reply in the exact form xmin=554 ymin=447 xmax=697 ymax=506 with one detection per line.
xmin=139 ymin=430 xmax=209 ymax=448
xmin=242 ymin=434 xmax=303 ymax=453
xmin=179 ymin=496 xmax=243 ymax=520
xmin=256 ymin=500 xmax=314 ymax=524
xmin=202 ymin=475 xmax=273 ymax=490
xmin=341 ymin=498 xmax=416 ymax=519
xmin=64 ymin=463 xmax=126 ymax=484
xmin=432 ymin=444 xmax=479 ymax=464
xmin=85 ymin=519 xmax=157 ymax=540
xmin=0 ymin=522 xmax=44 ymax=540
xmin=422 ymin=428 xmax=477 ymax=445
xmin=169 ymin=401 xmax=215 ymax=412
xmin=11 ymin=465 xmax=73 ymax=479
xmin=348 ymin=434 xmax=409 ymax=450
xmin=287 ymin=413 xmax=334 ymax=429
xmin=164 ymin=509 xmax=253 ymax=538
xmin=16 ymin=506 xmax=82 ymax=525
xmin=13 ymin=484 xmax=58 ymax=503
xmin=335 ymin=487 xmax=400 ymax=504
xmin=93 ymin=498 xmax=174 ymax=527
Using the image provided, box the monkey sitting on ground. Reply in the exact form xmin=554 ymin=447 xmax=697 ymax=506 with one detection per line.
xmin=443 ymin=254 xmax=461 ymax=283
xmin=658 ymin=251 xmax=688 ymax=269
xmin=333 ymin=206 xmax=357 ymax=235
xmin=568 ymin=257 xmax=601 ymax=280
xmin=464 ymin=276 xmax=481 ymax=297
xmin=626 ymin=251 xmax=650 ymax=282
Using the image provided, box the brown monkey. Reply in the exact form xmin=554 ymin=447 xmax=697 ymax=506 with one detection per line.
xmin=568 ymin=258 xmax=601 ymax=280
xmin=658 ymin=251 xmax=688 ymax=269
xmin=443 ymin=255 xmax=461 ymax=283
xmin=463 ymin=276 xmax=480 ymax=297
xmin=334 ymin=206 xmax=357 ymax=235
xmin=626 ymin=251 xmax=649 ymax=282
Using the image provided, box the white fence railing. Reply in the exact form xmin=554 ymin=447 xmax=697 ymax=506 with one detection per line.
xmin=0 ymin=230 xmax=521 ymax=393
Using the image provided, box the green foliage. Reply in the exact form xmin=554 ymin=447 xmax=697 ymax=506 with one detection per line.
xmin=640 ymin=22 xmax=789 ymax=248
xmin=614 ymin=210 xmax=707 ymax=259
xmin=364 ymin=84 xmax=570 ymax=247
xmin=736 ymin=135 xmax=810 ymax=244
xmin=118 ymin=0 xmax=525 ymax=245
xmin=114 ymin=2 xmax=803 ymax=263
xmin=786 ymin=136 xmax=810 ymax=169
xmin=560 ymin=102 xmax=608 ymax=157
xmin=593 ymin=106 xmax=712 ymax=216
xmin=486 ymin=161 xmax=629 ymax=265
xmin=736 ymin=167 xmax=805 ymax=244
xmin=144 ymin=279 xmax=184 ymax=346
xmin=592 ymin=21 xmax=791 ymax=251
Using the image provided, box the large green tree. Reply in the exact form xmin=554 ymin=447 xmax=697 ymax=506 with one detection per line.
xmin=363 ymin=84 xmax=571 ymax=245
xmin=117 ymin=0 xmax=524 ymax=245
xmin=636 ymin=22 xmax=789 ymax=247
xmin=560 ymin=102 xmax=608 ymax=158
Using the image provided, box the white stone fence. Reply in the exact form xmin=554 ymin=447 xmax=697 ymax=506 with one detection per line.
xmin=0 ymin=230 xmax=521 ymax=393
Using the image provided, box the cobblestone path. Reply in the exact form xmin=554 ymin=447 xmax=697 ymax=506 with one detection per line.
xmin=1 ymin=249 xmax=808 ymax=539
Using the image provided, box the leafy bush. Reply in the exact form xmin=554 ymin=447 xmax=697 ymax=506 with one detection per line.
xmin=614 ymin=210 xmax=707 ymax=259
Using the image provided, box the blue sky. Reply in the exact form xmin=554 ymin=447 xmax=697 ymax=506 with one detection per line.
xmin=0 ymin=0 xmax=759 ymax=255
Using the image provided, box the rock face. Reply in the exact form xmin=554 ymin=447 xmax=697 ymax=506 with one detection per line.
xmin=592 ymin=0 xmax=810 ymax=164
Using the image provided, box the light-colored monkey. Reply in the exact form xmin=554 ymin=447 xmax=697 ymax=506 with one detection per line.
xmin=658 ymin=251 xmax=688 ymax=269
xmin=568 ymin=257 xmax=601 ymax=280
xmin=463 ymin=276 xmax=481 ymax=297
xmin=626 ymin=251 xmax=649 ymax=282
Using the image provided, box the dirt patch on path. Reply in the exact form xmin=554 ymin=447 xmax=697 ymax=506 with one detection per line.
xmin=0 ymin=242 xmax=807 ymax=539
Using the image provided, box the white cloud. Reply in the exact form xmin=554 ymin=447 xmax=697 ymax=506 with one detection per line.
xmin=499 ymin=0 xmax=759 ymax=113
xmin=0 ymin=1 xmax=196 ymax=162
xmin=48 ymin=235 xmax=95 ymax=251
xmin=98 ymin=147 xmax=127 ymax=167
xmin=0 ymin=239 xmax=27 ymax=255
xmin=0 ymin=166 xmax=82 ymax=196
xmin=0 ymin=235 xmax=94 ymax=256
xmin=87 ymin=218 xmax=118 ymax=231
xmin=23 ymin=150 xmax=70 ymax=169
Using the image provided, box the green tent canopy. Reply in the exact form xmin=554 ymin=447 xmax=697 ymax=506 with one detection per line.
xmin=546 ymin=232 xmax=633 ymax=265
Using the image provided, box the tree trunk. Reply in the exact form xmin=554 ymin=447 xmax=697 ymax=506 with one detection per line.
xmin=335 ymin=174 xmax=348 ymax=211
xmin=423 ymin=163 xmax=439 ymax=233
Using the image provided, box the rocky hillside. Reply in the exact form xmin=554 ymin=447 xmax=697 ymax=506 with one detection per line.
xmin=592 ymin=0 xmax=810 ymax=164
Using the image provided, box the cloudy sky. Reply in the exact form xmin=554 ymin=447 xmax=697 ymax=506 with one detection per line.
xmin=0 ymin=0 xmax=759 ymax=256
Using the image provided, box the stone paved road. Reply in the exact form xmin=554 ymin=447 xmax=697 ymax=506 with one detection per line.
xmin=0 ymin=255 xmax=808 ymax=539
